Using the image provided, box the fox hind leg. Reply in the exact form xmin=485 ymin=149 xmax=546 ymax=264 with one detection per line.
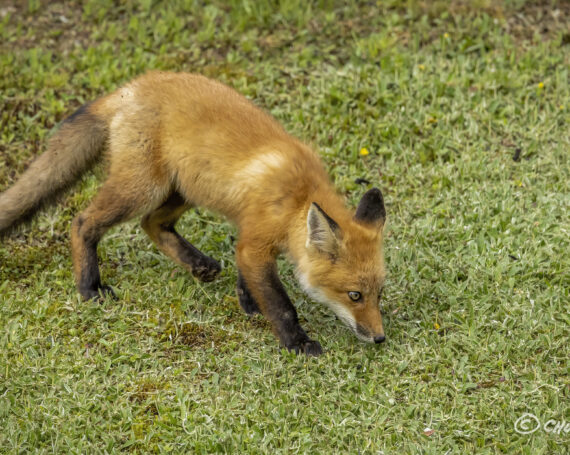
xmin=141 ymin=192 xmax=221 ymax=282
xmin=71 ymin=179 xmax=159 ymax=301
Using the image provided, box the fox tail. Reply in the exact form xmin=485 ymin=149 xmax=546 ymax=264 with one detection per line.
xmin=0 ymin=102 xmax=108 ymax=236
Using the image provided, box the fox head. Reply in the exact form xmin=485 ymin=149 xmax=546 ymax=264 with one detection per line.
xmin=297 ymin=188 xmax=387 ymax=344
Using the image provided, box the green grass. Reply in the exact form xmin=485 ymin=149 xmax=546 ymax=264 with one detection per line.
xmin=1 ymin=0 xmax=569 ymax=453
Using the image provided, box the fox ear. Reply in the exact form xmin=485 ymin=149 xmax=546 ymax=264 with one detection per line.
xmin=354 ymin=188 xmax=386 ymax=229
xmin=307 ymin=203 xmax=342 ymax=256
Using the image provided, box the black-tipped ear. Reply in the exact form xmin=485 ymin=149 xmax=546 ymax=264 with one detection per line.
xmin=307 ymin=203 xmax=342 ymax=257
xmin=354 ymin=188 xmax=386 ymax=228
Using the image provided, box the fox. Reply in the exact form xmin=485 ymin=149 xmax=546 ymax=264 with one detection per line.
xmin=0 ymin=71 xmax=388 ymax=355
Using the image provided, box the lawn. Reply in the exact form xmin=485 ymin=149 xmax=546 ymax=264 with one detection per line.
xmin=0 ymin=0 xmax=569 ymax=453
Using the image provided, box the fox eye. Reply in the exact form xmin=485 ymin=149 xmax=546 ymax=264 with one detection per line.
xmin=348 ymin=291 xmax=362 ymax=302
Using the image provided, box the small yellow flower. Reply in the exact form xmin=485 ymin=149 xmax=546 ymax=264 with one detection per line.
xmin=359 ymin=147 xmax=370 ymax=156
xmin=538 ymin=82 xmax=544 ymax=89
xmin=560 ymin=105 xmax=564 ymax=110
xmin=418 ymin=64 xmax=425 ymax=71
xmin=434 ymin=322 xmax=440 ymax=330
xmin=443 ymin=33 xmax=449 ymax=39
xmin=428 ymin=117 xmax=437 ymax=124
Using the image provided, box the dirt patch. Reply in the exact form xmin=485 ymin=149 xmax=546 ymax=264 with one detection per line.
xmin=504 ymin=1 xmax=570 ymax=42
xmin=129 ymin=380 xmax=164 ymax=404
xmin=161 ymin=321 xmax=242 ymax=348
xmin=1 ymin=1 xmax=92 ymax=54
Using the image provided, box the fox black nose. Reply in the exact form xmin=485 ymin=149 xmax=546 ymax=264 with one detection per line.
xmin=374 ymin=335 xmax=386 ymax=344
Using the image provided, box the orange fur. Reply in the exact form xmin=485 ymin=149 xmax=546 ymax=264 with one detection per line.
xmin=0 ymin=71 xmax=388 ymax=352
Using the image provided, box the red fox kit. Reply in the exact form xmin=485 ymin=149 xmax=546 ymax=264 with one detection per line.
xmin=0 ymin=72 xmax=387 ymax=355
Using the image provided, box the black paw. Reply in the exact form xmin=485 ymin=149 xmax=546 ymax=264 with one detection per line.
xmin=287 ymin=339 xmax=323 ymax=356
xmin=237 ymin=286 xmax=261 ymax=315
xmin=193 ymin=257 xmax=221 ymax=282
xmin=80 ymin=284 xmax=117 ymax=301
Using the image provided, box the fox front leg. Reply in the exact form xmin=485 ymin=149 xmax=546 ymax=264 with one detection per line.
xmin=237 ymin=270 xmax=261 ymax=315
xmin=236 ymin=243 xmax=323 ymax=356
